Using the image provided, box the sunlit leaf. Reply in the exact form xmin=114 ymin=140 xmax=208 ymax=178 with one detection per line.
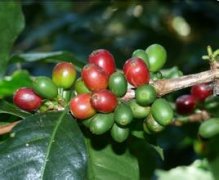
xmin=156 ymin=160 xmax=214 ymax=180
xmin=0 ymin=70 xmax=32 ymax=98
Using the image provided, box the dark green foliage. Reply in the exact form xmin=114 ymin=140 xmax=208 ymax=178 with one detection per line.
xmin=0 ymin=111 xmax=88 ymax=180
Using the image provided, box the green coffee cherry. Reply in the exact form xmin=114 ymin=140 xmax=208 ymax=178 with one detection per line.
xmin=151 ymin=98 xmax=173 ymax=126
xmin=128 ymin=99 xmax=150 ymax=119
xmin=74 ymin=77 xmax=90 ymax=94
xmin=135 ymin=84 xmax=157 ymax=106
xmin=89 ymin=113 xmax=114 ymax=135
xmin=33 ymin=76 xmax=58 ymax=99
xmin=111 ymin=123 xmax=129 ymax=143
xmin=199 ymin=118 xmax=219 ymax=138
xmin=109 ymin=71 xmax=127 ymax=97
xmin=144 ymin=114 xmax=165 ymax=133
xmin=145 ymin=44 xmax=167 ymax=72
xmin=132 ymin=49 xmax=150 ymax=67
xmin=114 ymin=103 xmax=133 ymax=126
xmin=81 ymin=116 xmax=94 ymax=128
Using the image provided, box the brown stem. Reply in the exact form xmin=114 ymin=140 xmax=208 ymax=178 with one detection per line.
xmin=153 ymin=70 xmax=216 ymax=96
xmin=0 ymin=121 xmax=20 ymax=135
xmin=172 ymin=110 xmax=210 ymax=126
xmin=122 ymin=61 xmax=219 ymax=100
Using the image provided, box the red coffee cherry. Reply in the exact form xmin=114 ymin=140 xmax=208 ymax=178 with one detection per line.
xmin=88 ymin=49 xmax=116 ymax=76
xmin=70 ymin=93 xmax=96 ymax=120
xmin=13 ymin=87 xmax=42 ymax=112
xmin=191 ymin=83 xmax=213 ymax=102
xmin=91 ymin=89 xmax=117 ymax=113
xmin=123 ymin=57 xmax=150 ymax=87
xmin=81 ymin=63 xmax=108 ymax=91
xmin=176 ymin=94 xmax=197 ymax=114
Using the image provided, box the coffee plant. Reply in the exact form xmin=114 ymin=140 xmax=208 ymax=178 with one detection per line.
xmin=1 ymin=2 xmax=219 ymax=180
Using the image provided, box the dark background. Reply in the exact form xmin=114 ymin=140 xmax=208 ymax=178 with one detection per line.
xmin=17 ymin=1 xmax=219 ymax=74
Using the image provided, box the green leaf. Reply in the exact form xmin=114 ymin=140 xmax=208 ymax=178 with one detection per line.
xmin=0 ymin=2 xmax=24 ymax=78
xmin=0 ymin=111 xmax=88 ymax=179
xmin=10 ymin=51 xmax=85 ymax=71
xmin=150 ymin=144 xmax=164 ymax=161
xmin=86 ymin=137 xmax=139 ymax=180
xmin=0 ymin=70 xmax=32 ymax=98
xmin=0 ymin=100 xmax=30 ymax=118
xmin=129 ymin=137 xmax=161 ymax=179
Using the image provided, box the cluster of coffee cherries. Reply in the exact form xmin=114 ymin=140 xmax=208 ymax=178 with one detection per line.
xmin=13 ymin=62 xmax=77 ymax=112
xmin=13 ymin=44 xmax=174 ymax=143
xmin=176 ymin=83 xmax=213 ymax=115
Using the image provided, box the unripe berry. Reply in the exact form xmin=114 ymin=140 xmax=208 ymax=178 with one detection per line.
xmin=52 ymin=62 xmax=76 ymax=89
xmin=13 ymin=87 xmax=42 ymax=112
xmin=145 ymin=44 xmax=167 ymax=72
xmin=88 ymin=49 xmax=116 ymax=76
xmin=33 ymin=76 xmax=58 ymax=100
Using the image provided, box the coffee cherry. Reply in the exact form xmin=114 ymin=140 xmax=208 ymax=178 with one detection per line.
xmin=199 ymin=118 xmax=219 ymax=138
xmin=176 ymin=94 xmax=197 ymax=115
xmin=151 ymin=98 xmax=173 ymax=126
xmin=135 ymin=84 xmax=157 ymax=106
xmin=109 ymin=71 xmax=127 ymax=97
xmin=91 ymin=89 xmax=117 ymax=113
xmin=52 ymin=62 xmax=76 ymax=89
xmin=114 ymin=103 xmax=133 ymax=126
xmin=81 ymin=63 xmax=108 ymax=91
xmin=144 ymin=114 xmax=165 ymax=133
xmin=111 ymin=123 xmax=129 ymax=143
xmin=191 ymin=83 xmax=213 ymax=102
xmin=128 ymin=99 xmax=150 ymax=119
xmin=33 ymin=76 xmax=58 ymax=99
xmin=74 ymin=77 xmax=90 ymax=94
xmin=88 ymin=49 xmax=116 ymax=76
xmin=13 ymin=87 xmax=42 ymax=112
xmin=90 ymin=113 xmax=114 ymax=135
xmin=81 ymin=116 xmax=95 ymax=128
xmin=123 ymin=57 xmax=150 ymax=87
xmin=132 ymin=49 xmax=150 ymax=67
xmin=70 ymin=93 xmax=96 ymax=120
xmin=145 ymin=44 xmax=167 ymax=72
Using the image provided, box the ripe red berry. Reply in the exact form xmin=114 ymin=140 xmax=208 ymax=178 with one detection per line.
xmin=52 ymin=62 xmax=76 ymax=89
xmin=13 ymin=87 xmax=42 ymax=112
xmin=176 ymin=94 xmax=197 ymax=115
xmin=89 ymin=49 xmax=116 ymax=76
xmin=81 ymin=63 xmax=108 ymax=91
xmin=191 ymin=83 xmax=213 ymax=102
xmin=70 ymin=93 xmax=96 ymax=120
xmin=91 ymin=89 xmax=117 ymax=113
xmin=123 ymin=57 xmax=150 ymax=87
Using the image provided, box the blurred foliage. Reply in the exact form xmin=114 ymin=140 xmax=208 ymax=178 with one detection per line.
xmin=15 ymin=1 xmax=219 ymax=75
